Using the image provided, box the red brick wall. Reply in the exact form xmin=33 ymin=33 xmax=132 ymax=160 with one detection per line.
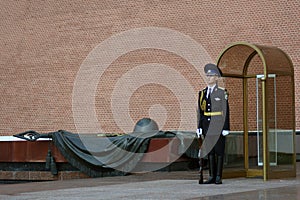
xmin=0 ymin=0 xmax=299 ymax=135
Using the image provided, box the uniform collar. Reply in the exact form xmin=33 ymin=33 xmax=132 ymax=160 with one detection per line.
xmin=207 ymin=84 xmax=217 ymax=92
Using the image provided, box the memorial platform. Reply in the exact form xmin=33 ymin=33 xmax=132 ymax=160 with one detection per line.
xmin=0 ymin=135 xmax=195 ymax=181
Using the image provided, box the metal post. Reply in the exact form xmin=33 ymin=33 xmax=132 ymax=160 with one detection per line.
xmin=261 ymin=76 xmax=268 ymax=181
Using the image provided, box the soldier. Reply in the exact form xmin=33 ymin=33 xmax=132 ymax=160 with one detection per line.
xmin=197 ymin=63 xmax=230 ymax=184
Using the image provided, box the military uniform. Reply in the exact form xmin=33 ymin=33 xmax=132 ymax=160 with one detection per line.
xmin=197 ymin=64 xmax=230 ymax=184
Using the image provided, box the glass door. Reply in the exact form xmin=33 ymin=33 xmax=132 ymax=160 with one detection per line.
xmin=255 ymin=74 xmax=295 ymax=179
xmin=256 ymin=74 xmax=277 ymax=167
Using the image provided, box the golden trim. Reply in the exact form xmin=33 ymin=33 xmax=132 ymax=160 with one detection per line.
xmin=223 ymin=169 xmax=246 ymax=179
xmin=204 ymin=112 xmax=222 ymax=116
xmin=261 ymin=78 xmax=268 ymax=181
xmin=243 ymin=77 xmax=249 ymax=170
xmin=246 ymin=169 xmax=263 ymax=177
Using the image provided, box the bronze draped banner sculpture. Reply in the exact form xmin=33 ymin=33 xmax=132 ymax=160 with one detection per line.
xmin=14 ymin=129 xmax=199 ymax=177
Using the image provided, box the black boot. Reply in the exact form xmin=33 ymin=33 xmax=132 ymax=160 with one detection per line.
xmin=215 ymin=155 xmax=224 ymax=184
xmin=204 ymin=154 xmax=216 ymax=184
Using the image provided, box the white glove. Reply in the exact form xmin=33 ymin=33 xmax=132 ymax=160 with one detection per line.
xmin=222 ymin=130 xmax=229 ymax=136
xmin=196 ymin=128 xmax=202 ymax=137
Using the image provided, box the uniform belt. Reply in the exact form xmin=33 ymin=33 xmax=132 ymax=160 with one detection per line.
xmin=204 ymin=111 xmax=223 ymax=116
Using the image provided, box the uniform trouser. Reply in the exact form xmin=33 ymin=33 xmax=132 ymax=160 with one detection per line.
xmin=206 ymin=135 xmax=226 ymax=180
xmin=208 ymin=134 xmax=226 ymax=156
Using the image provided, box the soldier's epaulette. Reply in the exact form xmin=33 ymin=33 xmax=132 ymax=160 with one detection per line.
xmin=219 ymin=87 xmax=229 ymax=92
xmin=199 ymin=88 xmax=206 ymax=93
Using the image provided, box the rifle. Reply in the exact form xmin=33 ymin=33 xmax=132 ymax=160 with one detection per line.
xmin=196 ymin=106 xmax=204 ymax=184
xmin=198 ymin=134 xmax=204 ymax=184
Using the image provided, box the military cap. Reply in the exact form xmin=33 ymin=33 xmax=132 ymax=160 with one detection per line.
xmin=204 ymin=63 xmax=222 ymax=77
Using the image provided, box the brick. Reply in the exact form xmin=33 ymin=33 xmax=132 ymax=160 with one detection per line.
xmin=0 ymin=0 xmax=299 ymax=136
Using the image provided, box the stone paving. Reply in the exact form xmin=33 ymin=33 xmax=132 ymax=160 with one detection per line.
xmin=1 ymin=168 xmax=300 ymax=199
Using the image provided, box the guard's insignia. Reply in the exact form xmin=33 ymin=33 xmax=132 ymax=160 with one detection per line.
xmin=224 ymin=90 xmax=228 ymax=100
xmin=215 ymin=97 xmax=221 ymax=101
